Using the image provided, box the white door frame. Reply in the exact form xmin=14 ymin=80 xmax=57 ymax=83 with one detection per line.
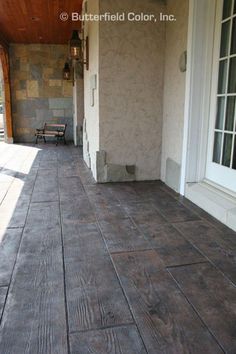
xmin=180 ymin=0 xmax=218 ymax=195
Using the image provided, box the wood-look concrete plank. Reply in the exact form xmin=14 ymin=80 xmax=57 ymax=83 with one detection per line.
xmin=123 ymin=202 xmax=167 ymax=225
xmin=59 ymin=176 xmax=86 ymax=201
xmin=0 ymin=287 xmax=7 ymax=319
xmin=65 ymin=259 xmax=133 ymax=333
xmin=99 ymin=218 xmax=150 ymax=253
xmin=0 ymin=229 xmax=23 ymax=286
xmin=155 ymin=201 xmax=200 ymax=223
xmin=31 ymin=173 xmax=59 ymax=203
xmin=174 ymin=220 xmax=236 ymax=284
xmin=0 ymin=200 xmax=68 ymax=353
xmin=170 ymin=262 xmax=236 ymax=353
xmin=60 ymin=198 xmax=96 ymax=224
xmin=85 ymin=184 xmax=120 ymax=206
xmin=62 ymin=222 xmax=108 ymax=261
xmin=25 ymin=201 xmax=61 ymax=229
xmin=70 ymin=325 xmax=147 ymax=354
xmin=62 ymin=223 xmax=133 ymax=332
xmin=112 ymin=250 xmax=223 ymax=354
xmin=138 ymin=223 xmax=205 ymax=266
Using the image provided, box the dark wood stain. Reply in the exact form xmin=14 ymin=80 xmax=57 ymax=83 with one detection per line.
xmin=170 ymin=262 xmax=236 ymax=352
xmin=70 ymin=325 xmax=147 ymax=354
xmin=112 ymin=250 xmax=223 ymax=354
xmin=99 ymin=218 xmax=150 ymax=253
xmin=1 ymin=145 xmax=236 ymax=353
xmin=138 ymin=223 xmax=205 ymax=266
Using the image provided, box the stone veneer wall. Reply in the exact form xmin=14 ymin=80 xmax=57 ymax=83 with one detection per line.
xmin=10 ymin=44 xmax=73 ymax=142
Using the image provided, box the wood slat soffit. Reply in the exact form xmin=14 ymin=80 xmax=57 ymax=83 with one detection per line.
xmin=0 ymin=0 xmax=83 ymax=44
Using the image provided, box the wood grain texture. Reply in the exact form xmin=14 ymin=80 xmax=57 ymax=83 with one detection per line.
xmin=70 ymin=325 xmax=147 ymax=354
xmin=154 ymin=201 xmax=200 ymax=223
xmin=0 ymin=287 xmax=7 ymax=319
xmin=137 ymin=223 xmax=205 ymax=266
xmin=112 ymin=250 xmax=223 ymax=354
xmin=123 ymin=202 xmax=167 ymax=225
xmin=59 ymin=177 xmax=86 ymax=202
xmin=0 ymin=201 xmax=68 ymax=353
xmin=60 ymin=198 xmax=96 ymax=224
xmin=99 ymin=217 xmax=150 ymax=253
xmin=0 ymin=0 xmax=82 ymax=44
xmin=170 ymin=262 xmax=236 ymax=353
xmin=174 ymin=220 xmax=236 ymax=284
xmin=0 ymin=229 xmax=23 ymax=286
xmin=62 ymin=223 xmax=133 ymax=332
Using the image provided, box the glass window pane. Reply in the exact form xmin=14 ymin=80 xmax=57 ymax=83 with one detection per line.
xmin=218 ymin=60 xmax=228 ymax=94
xmin=225 ymin=96 xmax=236 ymax=131
xmin=233 ymin=137 xmax=236 ymax=169
xmin=222 ymin=133 xmax=233 ymax=166
xmin=213 ymin=132 xmax=223 ymax=163
xmin=221 ymin=21 xmax=230 ymax=57
xmin=215 ymin=97 xmax=226 ymax=129
xmin=223 ymin=0 xmax=232 ymax=19
xmin=234 ymin=0 xmax=236 ymax=14
xmin=231 ymin=18 xmax=236 ymax=55
xmin=228 ymin=57 xmax=236 ymax=93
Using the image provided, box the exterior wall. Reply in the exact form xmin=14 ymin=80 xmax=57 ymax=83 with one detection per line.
xmin=83 ymin=0 xmax=100 ymax=177
xmin=161 ymin=0 xmax=189 ymax=191
xmin=99 ymin=0 xmax=166 ymax=180
xmin=9 ymin=44 xmax=74 ymax=142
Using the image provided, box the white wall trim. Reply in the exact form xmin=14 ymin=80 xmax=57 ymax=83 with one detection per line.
xmin=180 ymin=0 xmax=194 ymax=195
xmin=180 ymin=0 xmax=217 ymax=194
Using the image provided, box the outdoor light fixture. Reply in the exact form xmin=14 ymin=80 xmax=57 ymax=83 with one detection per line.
xmin=63 ymin=62 xmax=71 ymax=80
xmin=69 ymin=30 xmax=89 ymax=70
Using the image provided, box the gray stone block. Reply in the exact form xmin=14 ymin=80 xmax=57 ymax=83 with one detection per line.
xmin=30 ymin=64 xmax=42 ymax=80
xmin=96 ymin=150 xmax=136 ymax=183
xmin=49 ymin=98 xmax=73 ymax=110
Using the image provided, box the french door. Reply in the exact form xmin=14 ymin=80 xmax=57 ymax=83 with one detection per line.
xmin=206 ymin=0 xmax=236 ymax=193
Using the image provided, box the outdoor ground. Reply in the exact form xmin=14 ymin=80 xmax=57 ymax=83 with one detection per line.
xmin=0 ymin=142 xmax=235 ymax=353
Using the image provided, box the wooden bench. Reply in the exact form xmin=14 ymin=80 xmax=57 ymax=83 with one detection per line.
xmin=35 ymin=123 xmax=67 ymax=145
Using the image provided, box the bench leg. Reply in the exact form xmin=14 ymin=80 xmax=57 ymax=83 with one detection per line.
xmin=43 ymin=136 xmax=46 ymax=143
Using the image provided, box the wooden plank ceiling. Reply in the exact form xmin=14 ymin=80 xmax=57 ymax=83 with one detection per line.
xmin=0 ymin=0 xmax=83 ymax=44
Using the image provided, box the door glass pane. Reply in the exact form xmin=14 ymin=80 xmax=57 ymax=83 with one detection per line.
xmin=231 ymin=18 xmax=236 ymax=54
xmin=213 ymin=132 xmax=223 ymax=163
xmin=216 ymin=97 xmax=226 ymax=129
xmin=233 ymin=138 xmax=236 ymax=169
xmin=221 ymin=21 xmax=230 ymax=57
xmin=218 ymin=60 xmax=228 ymax=93
xmin=234 ymin=0 xmax=236 ymax=14
xmin=225 ymin=96 xmax=236 ymax=131
xmin=228 ymin=57 xmax=236 ymax=93
xmin=223 ymin=0 xmax=232 ymax=19
xmin=222 ymin=133 xmax=233 ymax=166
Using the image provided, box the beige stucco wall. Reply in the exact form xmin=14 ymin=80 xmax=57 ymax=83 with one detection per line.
xmin=161 ymin=0 xmax=189 ymax=190
xmin=99 ymin=0 xmax=166 ymax=180
xmin=83 ymin=0 xmax=100 ymax=177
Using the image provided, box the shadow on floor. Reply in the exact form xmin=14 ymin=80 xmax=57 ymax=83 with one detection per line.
xmin=0 ymin=142 xmax=235 ymax=353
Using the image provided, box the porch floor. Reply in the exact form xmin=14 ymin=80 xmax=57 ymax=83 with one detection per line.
xmin=0 ymin=142 xmax=235 ymax=353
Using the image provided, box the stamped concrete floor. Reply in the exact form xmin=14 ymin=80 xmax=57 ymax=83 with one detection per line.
xmin=0 ymin=143 xmax=236 ymax=353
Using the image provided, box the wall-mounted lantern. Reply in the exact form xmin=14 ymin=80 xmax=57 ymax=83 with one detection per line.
xmin=69 ymin=30 xmax=89 ymax=70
